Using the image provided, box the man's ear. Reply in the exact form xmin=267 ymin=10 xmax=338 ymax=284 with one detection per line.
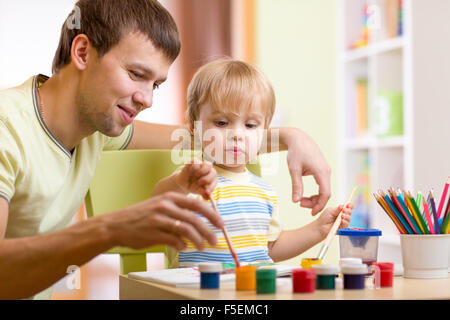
xmin=71 ymin=34 xmax=93 ymax=71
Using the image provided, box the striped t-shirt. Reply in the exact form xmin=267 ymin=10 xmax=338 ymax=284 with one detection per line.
xmin=171 ymin=165 xmax=282 ymax=267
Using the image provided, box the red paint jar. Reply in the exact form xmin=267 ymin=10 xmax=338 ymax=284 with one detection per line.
xmin=373 ymin=262 xmax=394 ymax=287
xmin=292 ymin=268 xmax=316 ymax=293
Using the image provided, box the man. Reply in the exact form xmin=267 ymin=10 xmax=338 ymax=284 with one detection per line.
xmin=0 ymin=0 xmax=331 ymax=299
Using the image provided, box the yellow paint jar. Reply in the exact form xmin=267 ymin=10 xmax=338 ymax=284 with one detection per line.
xmin=235 ymin=265 xmax=257 ymax=291
xmin=301 ymin=258 xmax=322 ymax=269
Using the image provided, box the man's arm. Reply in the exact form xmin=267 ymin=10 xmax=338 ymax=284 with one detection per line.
xmin=0 ymin=193 xmax=223 ymax=299
xmin=0 ymin=198 xmax=113 ymax=299
xmin=128 ymin=121 xmax=332 ymax=215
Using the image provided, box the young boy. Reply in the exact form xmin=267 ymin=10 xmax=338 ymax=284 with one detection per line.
xmin=152 ymin=59 xmax=353 ymax=267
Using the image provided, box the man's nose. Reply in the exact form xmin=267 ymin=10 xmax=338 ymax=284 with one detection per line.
xmin=133 ymin=86 xmax=154 ymax=110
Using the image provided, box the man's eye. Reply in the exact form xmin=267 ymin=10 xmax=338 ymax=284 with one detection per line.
xmin=130 ymin=71 xmax=144 ymax=79
xmin=153 ymin=83 xmax=160 ymax=90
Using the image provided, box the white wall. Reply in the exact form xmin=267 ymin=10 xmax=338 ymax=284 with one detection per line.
xmin=0 ymin=0 xmax=180 ymax=125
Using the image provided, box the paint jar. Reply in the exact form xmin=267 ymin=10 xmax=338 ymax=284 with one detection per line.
xmin=256 ymin=268 xmax=277 ymax=294
xmin=199 ymin=262 xmax=222 ymax=289
xmin=312 ymin=265 xmax=339 ymax=290
xmin=372 ymin=262 xmax=394 ymax=287
xmin=235 ymin=265 xmax=257 ymax=291
xmin=301 ymin=257 xmax=322 ymax=269
xmin=292 ymin=268 xmax=316 ymax=293
xmin=339 ymin=257 xmax=363 ymax=269
xmin=337 ymin=228 xmax=382 ymax=266
xmin=341 ymin=263 xmax=368 ymax=290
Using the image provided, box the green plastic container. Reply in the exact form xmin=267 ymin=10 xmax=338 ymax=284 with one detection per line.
xmin=312 ymin=265 xmax=339 ymax=290
xmin=256 ymin=268 xmax=276 ymax=294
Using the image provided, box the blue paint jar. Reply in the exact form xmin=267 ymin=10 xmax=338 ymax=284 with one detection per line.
xmin=341 ymin=264 xmax=368 ymax=290
xmin=199 ymin=263 xmax=222 ymax=289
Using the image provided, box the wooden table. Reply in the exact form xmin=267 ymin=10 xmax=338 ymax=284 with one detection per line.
xmin=119 ymin=274 xmax=450 ymax=300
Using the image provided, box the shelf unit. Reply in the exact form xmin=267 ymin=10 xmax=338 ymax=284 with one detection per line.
xmin=337 ymin=0 xmax=450 ymax=264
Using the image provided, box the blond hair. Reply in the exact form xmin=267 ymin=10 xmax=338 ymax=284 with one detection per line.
xmin=187 ymin=59 xmax=276 ymax=128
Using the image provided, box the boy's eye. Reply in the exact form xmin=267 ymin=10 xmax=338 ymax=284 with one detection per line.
xmin=215 ymin=121 xmax=228 ymax=127
xmin=153 ymin=83 xmax=160 ymax=90
xmin=246 ymin=123 xmax=257 ymax=129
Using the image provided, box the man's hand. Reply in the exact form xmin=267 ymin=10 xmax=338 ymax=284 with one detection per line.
xmin=283 ymin=128 xmax=332 ymax=216
xmin=106 ymin=191 xmax=224 ymax=251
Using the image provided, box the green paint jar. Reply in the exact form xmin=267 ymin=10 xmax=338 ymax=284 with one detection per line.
xmin=256 ymin=268 xmax=276 ymax=294
xmin=312 ymin=265 xmax=339 ymax=290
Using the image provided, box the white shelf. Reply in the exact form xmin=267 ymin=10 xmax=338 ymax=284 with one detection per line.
xmin=343 ymin=37 xmax=404 ymax=62
xmin=344 ymin=136 xmax=405 ymax=150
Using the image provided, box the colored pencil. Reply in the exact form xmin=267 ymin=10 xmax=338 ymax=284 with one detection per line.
xmin=422 ymin=199 xmax=435 ymax=234
xmin=374 ymin=193 xmax=406 ymax=234
xmin=416 ymin=191 xmax=422 ymax=209
xmin=381 ymin=191 xmax=414 ymax=234
xmin=405 ymin=190 xmax=429 ymax=234
xmin=429 ymin=190 xmax=440 ymax=230
xmin=441 ymin=212 xmax=450 ymax=234
xmin=317 ymin=187 xmax=357 ymax=260
xmin=208 ymin=195 xmax=240 ymax=267
xmin=390 ymin=189 xmax=421 ymax=234
xmin=437 ymin=177 xmax=450 ymax=219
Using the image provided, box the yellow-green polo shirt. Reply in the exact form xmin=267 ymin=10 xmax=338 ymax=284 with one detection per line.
xmin=0 ymin=75 xmax=133 ymax=299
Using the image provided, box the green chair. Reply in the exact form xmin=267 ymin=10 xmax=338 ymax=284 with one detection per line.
xmin=85 ymin=149 xmax=262 ymax=274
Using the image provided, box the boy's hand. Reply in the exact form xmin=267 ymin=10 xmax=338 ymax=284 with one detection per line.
xmin=176 ymin=161 xmax=217 ymax=200
xmin=316 ymin=202 xmax=354 ymax=239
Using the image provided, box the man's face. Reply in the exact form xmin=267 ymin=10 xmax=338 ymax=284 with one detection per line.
xmin=77 ymin=31 xmax=172 ymax=137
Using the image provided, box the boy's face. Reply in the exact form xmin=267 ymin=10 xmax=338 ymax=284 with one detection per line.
xmin=196 ymin=103 xmax=266 ymax=172
xmin=76 ymin=31 xmax=171 ymax=137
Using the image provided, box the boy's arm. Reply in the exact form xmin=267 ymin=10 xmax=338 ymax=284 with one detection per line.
xmin=268 ymin=205 xmax=353 ymax=262
xmin=267 ymin=220 xmax=323 ymax=262
xmin=151 ymin=171 xmax=186 ymax=197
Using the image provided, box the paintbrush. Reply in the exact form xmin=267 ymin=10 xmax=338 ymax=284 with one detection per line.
xmin=317 ymin=186 xmax=357 ymax=261
xmin=208 ymin=194 xmax=241 ymax=267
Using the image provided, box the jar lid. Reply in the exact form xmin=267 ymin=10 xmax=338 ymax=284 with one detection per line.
xmin=198 ymin=262 xmax=222 ymax=273
xmin=337 ymin=228 xmax=382 ymax=236
xmin=256 ymin=268 xmax=277 ymax=279
xmin=235 ymin=265 xmax=257 ymax=275
xmin=372 ymin=262 xmax=394 ymax=271
xmin=340 ymin=263 xmax=368 ymax=275
xmin=312 ymin=264 xmax=339 ymax=275
xmin=339 ymin=257 xmax=363 ymax=266
xmin=292 ymin=268 xmax=316 ymax=279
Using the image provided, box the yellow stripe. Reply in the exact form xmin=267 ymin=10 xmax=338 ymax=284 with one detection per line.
xmin=184 ymin=235 xmax=268 ymax=249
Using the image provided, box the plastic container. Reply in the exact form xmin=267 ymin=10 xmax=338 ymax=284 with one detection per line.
xmin=235 ymin=265 xmax=257 ymax=291
xmin=256 ymin=268 xmax=276 ymax=294
xmin=372 ymin=262 xmax=394 ymax=287
xmin=341 ymin=263 xmax=368 ymax=290
xmin=400 ymin=234 xmax=450 ymax=278
xmin=337 ymin=228 xmax=382 ymax=266
xmin=312 ymin=265 xmax=339 ymax=290
xmin=292 ymin=268 xmax=316 ymax=293
xmin=301 ymin=258 xmax=322 ymax=269
xmin=199 ymin=262 xmax=222 ymax=289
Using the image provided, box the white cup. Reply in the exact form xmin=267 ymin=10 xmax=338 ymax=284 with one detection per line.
xmin=400 ymin=234 xmax=450 ymax=279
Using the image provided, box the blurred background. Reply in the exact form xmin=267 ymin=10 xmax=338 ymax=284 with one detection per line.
xmin=1 ymin=0 xmax=449 ymax=299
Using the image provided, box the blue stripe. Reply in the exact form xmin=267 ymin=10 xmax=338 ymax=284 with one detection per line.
xmin=179 ymin=250 xmax=272 ymax=263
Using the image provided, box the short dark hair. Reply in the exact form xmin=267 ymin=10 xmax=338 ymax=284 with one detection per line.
xmin=52 ymin=0 xmax=181 ymax=74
